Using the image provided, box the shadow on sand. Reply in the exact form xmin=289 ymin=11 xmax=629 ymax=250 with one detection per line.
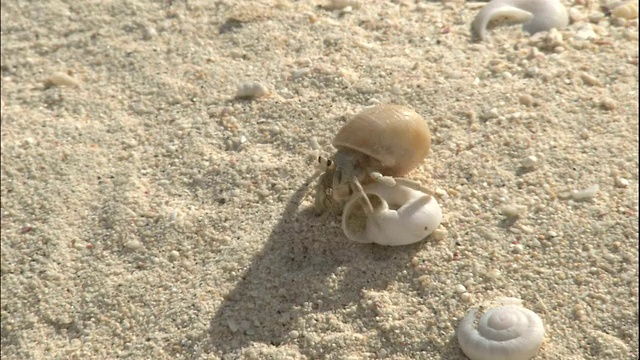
xmin=194 ymin=175 xmax=428 ymax=358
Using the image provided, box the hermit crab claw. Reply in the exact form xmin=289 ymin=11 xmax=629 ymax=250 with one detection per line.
xmin=341 ymin=180 xmax=442 ymax=246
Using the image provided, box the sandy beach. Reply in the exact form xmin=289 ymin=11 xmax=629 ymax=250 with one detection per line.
xmin=1 ymin=0 xmax=638 ymax=359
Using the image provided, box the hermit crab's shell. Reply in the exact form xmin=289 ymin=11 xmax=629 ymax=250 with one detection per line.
xmin=332 ymin=105 xmax=431 ymax=176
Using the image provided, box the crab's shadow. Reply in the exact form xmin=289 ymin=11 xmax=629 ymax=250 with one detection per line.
xmin=199 ymin=176 xmax=423 ymax=357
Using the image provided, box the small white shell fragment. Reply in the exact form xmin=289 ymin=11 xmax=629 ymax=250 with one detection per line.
xmin=168 ymin=250 xmax=180 ymax=261
xmin=471 ymin=0 xmax=569 ymax=42
xmin=124 ymin=239 xmax=143 ymax=250
xmin=324 ymin=0 xmax=361 ymax=11
xmin=457 ymin=297 xmax=545 ymax=360
xmin=461 ymin=292 xmax=474 ymax=303
xmin=520 ymin=155 xmax=538 ymax=169
xmin=339 ymin=5 xmax=353 ymax=14
xmin=589 ymin=11 xmax=606 ymax=23
xmin=574 ymin=24 xmax=598 ymax=41
xmin=432 ymin=227 xmax=448 ymax=241
xmin=518 ymin=94 xmax=536 ymax=107
xmin=500 ymin=204 xmax=527 ymax=219
xmin=513 ymin=243 xmax=525 ymax=253
xmin=615 ymin=177 xmax=629 ymax=188
xmin=292 ymin=67 xmax=311 ymax=80
xmin=579 ymin=128 xmax=590 ymax=140
xmin=434 ymin=187 xmax=448 ymax=198
xmin=44 ymin=72 xmax=81 ymax=88
xmin=341 ymin=181 xmax=443 ymax=246
xmin=143 ymin=26 xmax=158 ymax=40
xmin=569 ymin=7 xmax=586 ymax=22
xmin=571 ymin=184 xmax=599 ymax=201
xmin=600 ymin=97 xmax=617 ymax=110
xmin=544 ymin=27 xmax=564 ymax=47
xmin=235 ymin=81 xmax=269 ymax=98
xmin=481 ymin=108 xmax=500 ymax=120
xmin=580 ymin=72 xmax=602 ymax=87
xmin=168 ymin=209 xmax=179 ymax=222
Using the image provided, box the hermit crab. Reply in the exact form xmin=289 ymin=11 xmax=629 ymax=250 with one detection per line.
xmin=313 ymin=104 xmax=432 ymax=215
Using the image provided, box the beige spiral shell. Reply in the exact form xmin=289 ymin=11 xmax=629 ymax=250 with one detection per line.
xmin=332 ymin=105 xmax=431 ymax=177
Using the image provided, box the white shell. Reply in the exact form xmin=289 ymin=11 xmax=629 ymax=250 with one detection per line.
xmin=457 ymin=297 xmax=545 ymax=360
xmin=235 ymin=81 xmax=269 ymax=98
xmin=471 ymin=0 xmax=569 ymax=42
xmin=341 ymin=181 xmax=442 ymax=246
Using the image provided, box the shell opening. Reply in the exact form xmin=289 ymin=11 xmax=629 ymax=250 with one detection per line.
xmin=341 ymin=181 xmax=443 ymax=246
xmin=343 ymin=193 xmax=384 ymax=238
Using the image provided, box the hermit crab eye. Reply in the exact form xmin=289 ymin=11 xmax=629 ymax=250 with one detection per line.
xmin=317 ymin=156 xmax=334 ymax=168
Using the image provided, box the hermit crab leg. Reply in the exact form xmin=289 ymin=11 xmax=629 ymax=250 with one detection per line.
xmin=369 ymin=171 xmax=396 ymax=187
xmin=311 ymin=155 xmax=345 ymax=215
xmin=350 ymin=175 xmax=374 ymax=215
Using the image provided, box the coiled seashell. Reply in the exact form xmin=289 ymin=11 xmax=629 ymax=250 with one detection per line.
xmin=471 ymin=0 xmax=569 ymax=42
xmin=457 ymin=297 xmax=545 ymax=360
xmin=341 ymin=179 xmax=442 ymax=246
xmin=314 ymin=105 xmax=431 ymax=215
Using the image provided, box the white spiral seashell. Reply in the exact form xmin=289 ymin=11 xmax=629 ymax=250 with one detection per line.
xmin=457 ymin=297 xmax=545 ymax=360
xmin=471 ymin=0 xmax=569 ymax=42
xmin=341 ymin=180 xmax=442 ymax=246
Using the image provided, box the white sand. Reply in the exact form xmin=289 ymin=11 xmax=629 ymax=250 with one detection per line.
xmin=1 ymin=1 xmax=638 ymax=359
